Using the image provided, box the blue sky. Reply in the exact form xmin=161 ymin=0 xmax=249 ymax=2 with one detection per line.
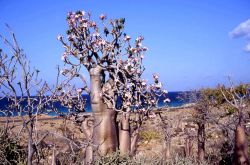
xmin=0 ymin=0 xmax=250 ymax=91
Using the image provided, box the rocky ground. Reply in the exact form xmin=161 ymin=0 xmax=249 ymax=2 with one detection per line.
xmin=0 ymin=106 xmax=249 ymax=164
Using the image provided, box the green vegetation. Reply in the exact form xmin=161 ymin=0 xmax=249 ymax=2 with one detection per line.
xmin=0 ymin=129 xmax=26 ymax=165
xmin=139 ymin=130 xmax=160 ymax=143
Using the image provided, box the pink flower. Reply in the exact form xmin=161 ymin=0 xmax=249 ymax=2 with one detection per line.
xmin=126 ymin=83 xmax=132 ymax=89
xmin=61 ymin=53 xmax=68 ymax=61
xmin=90 ymin=21 xmax=96 ymax=27
xmin=151 ymin=99 xmax=156 ymax=104
xmin=67 ymin=35 xmax=74 ymax=41
xmin=82 ymin=23 xmax=88 ymax=28
xmin=153 ymin=73 xmax=159 ymax=80
xmin=124 ymin=35 xmax=131 ymax=41
xmin=114 ymin=78 xmax=119 ymax=83
xmin=142 ymin=46 xmax=148 ymax=51
xmin=163 ymin=98 xmax=171 ymax=103
xmin=140 ymin=54 xmax=144 ymax=59
xmin=57 ymin=35 xmax=63 ymax=40
xmin=133 ymin=58 xmax=139 ymax=63
xmin=77 ymin=88 xmax=83 ymax=94
xmin=99 ymin=39 xmax=106 ymax=46
xmin=81 ymin=11 xmax=86 ymax=16
xmin=154 ymin=82 xmax=162 ymax=89
xmin=75 ymin=14 xmax=80 ymax=19
xmin=163 ymin=89 xmax=168 ymax=94
xmin=67 ymin=12 xmax=74 ymax=17
xmin=60 ymin=69 xmax=65 ymax=75
xmin=136 ymin=36 xmax=144 ymax=42
xmin=126 ymin=102 xmax=131 ymax=106
xmin=125 ymin=92 xmax=132 ymax=99
xmin=129 ymin=47 xmax=138 ymax=54
xmin=141 ymin=80 xmax=147 ymax=86
xmin=79 ymin=18 xmax=87 ymax=24
xmin=68 ymin=17 xmax=76 ymax=27
xmin=93 ymin=32 xmax=100 ymax=37
xmin=99 ymin=14 xmax=106 ymax=20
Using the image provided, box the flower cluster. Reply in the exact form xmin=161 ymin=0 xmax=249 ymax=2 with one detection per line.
xmin=58 ymin=10 xmax=169 ymax=114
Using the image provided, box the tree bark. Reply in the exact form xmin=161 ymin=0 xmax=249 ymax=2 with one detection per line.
xmin=197 ymin=122 xmax=205 ymax=162
xmin=163 ymin=140 xmax=171 ymax=159
xmin=185 ymin=138 xmax=193 ymax=157
xmin=82 ymin=118 xmax=93 ymax=164
xmin=130 ymin=113 xmax=141 ymax=155
xmin=233 ymin=123 xmax=249 ymax=165
xmin=51 ymin=146 xmax=58 ymax=165
xmin=119 ymin=112 xmax=131 ymax=155
xmin=27 ymin=123 xmax=35 ymax=165
xmin=130 ymin=129 xmax=139 ymax=155
xmin=90 ymin=66 xmax=118 ymax=157
xmin=84 ymin=145 xmax=93 ymax=165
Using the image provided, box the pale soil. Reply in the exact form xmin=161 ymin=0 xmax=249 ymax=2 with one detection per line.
xmin=0 ymin=106 xmax=249 ymax=164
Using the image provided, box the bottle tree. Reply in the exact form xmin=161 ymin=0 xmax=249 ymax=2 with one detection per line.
xmin=57 ymin=10 xmax=168 ymax=161
xmin=220 ymin=83 xmax=249 ymax=165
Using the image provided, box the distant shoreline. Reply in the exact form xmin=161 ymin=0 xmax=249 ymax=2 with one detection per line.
xmin=0 ymin=103 xmax=195 ymax=123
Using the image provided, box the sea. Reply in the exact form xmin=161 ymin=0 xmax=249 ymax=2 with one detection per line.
xmin=0 ymin=91 xmax=190 ymax=116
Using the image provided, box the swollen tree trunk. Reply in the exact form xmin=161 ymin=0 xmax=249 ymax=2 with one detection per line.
xmin=90 ymin=66 xmax=118 ymax=157
xmin=233 ymin=112 xmax=249 ymax=165
xmin=130 ymin=113 xmax=141 ymax=155
xmin=130 ymin=129 xmax=139 ymax=155
xmin=233 ymin=125 xmax=249 ymax=165
xmin=197 ymin=122 xmax=205 ymax=162
xmin=119 ymin=112 xmax=131 ymax=155
xmin=82 ymin=118 xmax=93 ymax=164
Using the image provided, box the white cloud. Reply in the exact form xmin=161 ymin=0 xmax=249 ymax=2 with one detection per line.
xmin=230 ymin=19 xmax=250 ymax=38
xmin=245 ymin=42 xmax=250 ymax=52
xmin=229 ymin=19 xmax=250 ymax=53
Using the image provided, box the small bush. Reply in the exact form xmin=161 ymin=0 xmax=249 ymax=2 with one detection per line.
xmin=95 ymin=151 xmax=209 ymax=165
xmin=0 ymin=128 xmax=26 ymax=165
xmin=225 ymin=105 xmax=237 ymax=115
xmin=140 ymin=130 xmax=160 ymax=142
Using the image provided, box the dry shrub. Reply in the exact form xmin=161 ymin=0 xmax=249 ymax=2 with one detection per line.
xmin=0 ymin=128 xmax=26 ymax=165
xmin=139 ymin=130 xmax=160 ymax=143
xmin=95 ymin=151 xmax=209 ymax=165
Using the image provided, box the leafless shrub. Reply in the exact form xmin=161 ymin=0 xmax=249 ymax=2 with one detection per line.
xmin=0 ymin=27 xmax=53 ymax=165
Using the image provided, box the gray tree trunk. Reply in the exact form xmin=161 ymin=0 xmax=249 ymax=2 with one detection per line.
xmin=233 ymin=113 xmax=249 ymax=165
xmin=119 ymin=113 xmax=131 ymax=155
xmin=164 ymin=140 xmax=171 ymax=159
xmin=130 ymin=129 xmax=139 ymax=155
xmin=27 ymin=123 xmax=35 ymax=165
xmin=130 ymin=113 xmax=141 ymax=155
xmin=185 ymin=138 xmax=193 ymax=157
xmin=197 ymin=122 xmax=205 ymax=162
xmin=82 ymin=118 xmax=93 ymax=164
xmin=90 ymin=66 xmax=118 ymax=157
